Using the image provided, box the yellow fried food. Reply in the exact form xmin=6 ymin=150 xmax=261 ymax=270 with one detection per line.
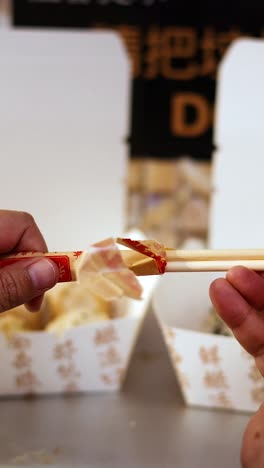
xmin=45 ymin=282 xmax=110 ymax=334
xmin=46 ymin=307 xmax=108 ymax=334
xmin=0 ymin=315 xmax=25 ymax=338
xmin=45 ymin=282 xmax=109 ymax=316
xmin=0 ymin=304 xmax=41 ymax=337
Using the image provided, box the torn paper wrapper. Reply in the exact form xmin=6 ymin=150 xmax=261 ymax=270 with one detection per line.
xmin=0 ymin=237 xmax=169 ymax=298
xmin=117 ymin=238 xmax=167 ymax=275
xmin=0 ymin=251 xmax=80 ymax=282
xmin=0 ymin=238 xmax=144 ymax=301
xmin=78 ymin=238 xmax=143 ymax=301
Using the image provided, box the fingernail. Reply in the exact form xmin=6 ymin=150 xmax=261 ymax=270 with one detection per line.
xmin=27 ymin=259 xmax=58 ymax=291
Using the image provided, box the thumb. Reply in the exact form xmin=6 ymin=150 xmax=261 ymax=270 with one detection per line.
xmin=0 ymin=258 xmax=59 ymax=313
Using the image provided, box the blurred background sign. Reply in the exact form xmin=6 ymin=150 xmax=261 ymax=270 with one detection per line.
xmin=12 ymin=1 xmax=264 ymax=161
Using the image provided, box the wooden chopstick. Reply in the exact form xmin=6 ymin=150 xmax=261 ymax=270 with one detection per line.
xmin=165 ymin=259 xmax=264 ymax=272
xmin=165 ymin=249 xmax=264 ymax=272
xmin=165 ymin=249 xmax=264 ymax=261
xmin=2 ymin=248 xmax=264 ymax=278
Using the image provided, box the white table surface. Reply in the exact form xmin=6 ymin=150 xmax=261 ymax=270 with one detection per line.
xmin=0 ymin=310 xmax=249 ymax=468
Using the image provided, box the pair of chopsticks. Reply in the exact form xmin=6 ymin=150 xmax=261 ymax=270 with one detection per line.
xmin=164 ymin=249 xmax=264 ymax=273
xmin=1 ymin=248 xmax=264 ymax=277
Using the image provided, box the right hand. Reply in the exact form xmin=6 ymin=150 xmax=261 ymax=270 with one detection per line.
xmin=209 ymin=266 xmax=264 ymax=468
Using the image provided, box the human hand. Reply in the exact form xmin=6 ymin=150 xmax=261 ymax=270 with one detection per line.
xmin=0 ymin=210 xmax=59 ymax=312
xmin=209 ymin=266 xmax=264 ymax=376
xmin=209 ymin=267 xmax=264 ymax=468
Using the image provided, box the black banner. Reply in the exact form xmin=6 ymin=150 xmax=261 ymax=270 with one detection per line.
xmin=12 ymin=1 xmax=264 ymax=160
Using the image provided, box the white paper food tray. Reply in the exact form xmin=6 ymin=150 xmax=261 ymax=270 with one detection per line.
xmin=0 ymin=273 xmax=158 ymax=396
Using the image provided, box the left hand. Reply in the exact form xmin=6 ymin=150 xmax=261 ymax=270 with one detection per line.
xmin=0 ymin=210 xmax=59 ymax=312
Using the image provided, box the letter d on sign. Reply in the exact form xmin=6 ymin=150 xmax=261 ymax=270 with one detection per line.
xmin=171 ymin=92 xmax=211 ymax=137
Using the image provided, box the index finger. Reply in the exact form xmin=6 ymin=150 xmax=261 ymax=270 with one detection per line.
xmin=0 ymin=210 xmax=48 ymax=253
